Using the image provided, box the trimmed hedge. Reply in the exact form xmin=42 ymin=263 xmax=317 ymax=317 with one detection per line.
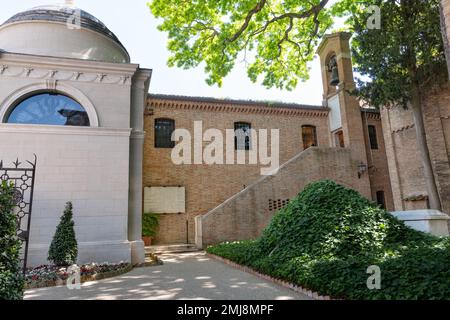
xmin=48 ymin=202 xmax=78 ymax=267
xmin=0 ymin=181 xmax=24 ymax=300
xmin=207 ymin=180 xmax=450 ymax=300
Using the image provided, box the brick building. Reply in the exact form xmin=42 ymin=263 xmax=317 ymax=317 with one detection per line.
xmin=145 ymin=30 xmax=450 ymax=246
xmin=144 ymin=33 xmax=399 ymax=245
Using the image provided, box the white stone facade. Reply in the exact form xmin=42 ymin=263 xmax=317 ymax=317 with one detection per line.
xmin=0 ymin=125 xmax=131 ymax=265
xmin=0 ymin=7 xmax=151 ymax=266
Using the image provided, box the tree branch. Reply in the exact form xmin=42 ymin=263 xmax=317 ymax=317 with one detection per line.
xmin=227 ymin=0 xmax=268 ymax=43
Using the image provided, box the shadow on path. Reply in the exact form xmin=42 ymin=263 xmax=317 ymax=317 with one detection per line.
xmin=25 ymin=252 xmax=311 ymax=300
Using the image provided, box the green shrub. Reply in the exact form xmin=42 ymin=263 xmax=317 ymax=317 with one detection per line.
xmin=142 ymin=213 xmax=159 ymax=237
xmin=207 ymin=180 xmax=450 ymax=300
xmin=48 ymin=202 xmax=78 ymax=266
xmin=0 ymin=181 xmax=24 ymax=300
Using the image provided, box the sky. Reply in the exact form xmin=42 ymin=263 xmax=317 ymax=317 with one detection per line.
xmin=0 ymin=0 xmax=344 ymax=105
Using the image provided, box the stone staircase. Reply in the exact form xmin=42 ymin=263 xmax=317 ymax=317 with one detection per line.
xmin=145 ymin=244 xmax=200 ymax=255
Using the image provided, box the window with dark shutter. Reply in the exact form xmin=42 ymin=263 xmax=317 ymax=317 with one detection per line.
xmin=234 ymin=122 xmax=251 ymax=150
xmin=155 ymin=118 xmax=175 ymax=148
xmin=302 ymin=125 xmax=317 ymax=150
xmin=368 ymin=125 xmax=379 ymax=150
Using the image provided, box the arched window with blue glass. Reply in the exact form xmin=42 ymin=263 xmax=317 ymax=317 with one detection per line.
xmin=6 ymin=93 xmax=90 ymax=127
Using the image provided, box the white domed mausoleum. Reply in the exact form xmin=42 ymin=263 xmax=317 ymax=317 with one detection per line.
xmin=0 ymin=4 xmax=151 ymax=266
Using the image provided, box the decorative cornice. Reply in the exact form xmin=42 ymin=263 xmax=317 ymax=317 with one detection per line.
xmin=0 ymin=51 xmax=138 ymax=72
xmin=0 ymin=64 xmax=133 ymax=85
xmin=361 ymin=109 xmax=381 ymax=120
xmin=147 ymin=97 xmax=329 ymax=118
xmin=0 ymin=124 xmax=131 ymax=137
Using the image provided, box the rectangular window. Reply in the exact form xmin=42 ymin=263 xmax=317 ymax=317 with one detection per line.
xmin=335 ymin=130 xmax=345 ymax=148
xmin=368 ymin=125 xmax=379 ymax=150
xmin=302 ymin=125 xmax=318 ymax=150
xmin=234 ymin=122 xmax=251 ymax=150
xmin=376 ymin=191 xmax=386 ymax=209
xmin=155 ymin=118 xmax=175 ymax=148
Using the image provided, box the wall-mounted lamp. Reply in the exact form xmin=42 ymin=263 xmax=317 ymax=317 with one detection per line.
xmin=358 ymin=162 xmax=368 ymax=179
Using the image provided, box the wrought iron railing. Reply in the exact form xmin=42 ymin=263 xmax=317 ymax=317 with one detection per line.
xmin=0 ymin=155 xmax=37 ymax=273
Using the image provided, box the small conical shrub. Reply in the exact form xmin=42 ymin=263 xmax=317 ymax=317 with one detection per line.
xmin=0 ymin=181 xmax=24 ymax=300
xmin=48 ymin=202 xmax=78 ymax=266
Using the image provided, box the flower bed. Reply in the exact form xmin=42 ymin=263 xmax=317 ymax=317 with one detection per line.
xmin=25 ymin=262 xmax=133 ymax=289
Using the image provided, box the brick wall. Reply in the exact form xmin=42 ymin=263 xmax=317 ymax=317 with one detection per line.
xmin=197 ymin=147 xmax=364 ymax=247
xmin=381 ymin=83 xmax=450 ymax=214
xmin=421 ymin=85 xmax=450 ymax=214
xmin=362 ymin=111 xmax=394 ymax=211
xmin=144 ymin=94 xmax=397 ymax=245
xmin=144 ymin=97 xmax=330 ymax=244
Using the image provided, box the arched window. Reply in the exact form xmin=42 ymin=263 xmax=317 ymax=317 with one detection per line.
xmin=155 ymin=118 xmax=175 ymax=148
xmin=234 ymin=122 xmax=251 ymax=150
xmin=302 ymin=125 xmax=317 ymax=150
xmin=6 ymin=93 xmax=90 ymax=126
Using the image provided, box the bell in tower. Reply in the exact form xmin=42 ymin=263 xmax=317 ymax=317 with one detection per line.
xmin=328 ymin=55 xmax=340 ymax=86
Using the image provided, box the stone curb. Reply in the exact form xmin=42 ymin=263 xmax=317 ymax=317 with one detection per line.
xmin=207 ymin=253 xmax=334 ymax=301
xmin=135 ymin=258 xmax=164 ymax=268
xmin=25 ymin=264 xmax=134 ymax=290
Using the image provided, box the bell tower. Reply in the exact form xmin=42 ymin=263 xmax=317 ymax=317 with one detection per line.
xmin=317 ymin=32 xmax=371 ymax=197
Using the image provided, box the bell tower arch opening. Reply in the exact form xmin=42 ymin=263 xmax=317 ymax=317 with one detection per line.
xmin=317 ymin=32 xmax=372 ymax=199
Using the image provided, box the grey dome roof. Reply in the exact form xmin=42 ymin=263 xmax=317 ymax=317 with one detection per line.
xmin=2 ymin=5 xmax=127 ymax=53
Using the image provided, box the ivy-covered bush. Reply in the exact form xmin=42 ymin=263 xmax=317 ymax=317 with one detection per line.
xmin=48 ymin=202 xmax=78 ymax=267
xmin=0 ymin=181 xmax=24 ymax=300
xmin=208 ymin=180 xmax=450 ymax=300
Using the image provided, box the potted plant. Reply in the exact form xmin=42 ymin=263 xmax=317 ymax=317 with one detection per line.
xmin=142 ymin=213 xmax=159 ymax=246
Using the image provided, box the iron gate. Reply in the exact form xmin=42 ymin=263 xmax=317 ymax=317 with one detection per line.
xmin=0 ymin=155 xmax=37 ymax=273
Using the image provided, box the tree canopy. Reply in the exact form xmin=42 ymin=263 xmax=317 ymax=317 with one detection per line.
xmin=350 ymin=0 xmax=447 ymax=108
xmin=149 ymin=0 xmax=353 ymax=90
xmin=149 ymin=0 xmax=446 ymax=93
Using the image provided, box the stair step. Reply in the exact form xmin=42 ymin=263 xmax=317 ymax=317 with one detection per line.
xmin=145 ymin=244 xmax=199 ymax=254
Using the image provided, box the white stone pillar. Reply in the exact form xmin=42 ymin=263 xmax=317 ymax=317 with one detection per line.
xmin=128 ymin=69 xmax=152 ymax=265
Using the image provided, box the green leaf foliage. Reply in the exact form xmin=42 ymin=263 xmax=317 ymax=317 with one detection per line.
xmin=142 ymin=213 xmax=160 ymax=237
xmin=0 ymin=181 xmax=24 ymax=300
xmin=48 ymin=202 xmax=78 ymax=267
xmin=149 ymin=0 xmax=341 ymax=90
xmin=349 ymin=0 xmax=447 ymax=108
xmin=207 ymin=180 xmax=450 ymax=300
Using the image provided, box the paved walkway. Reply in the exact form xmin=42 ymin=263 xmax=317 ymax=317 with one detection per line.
xmin=25 ymin=252 xmax=311 ymax=300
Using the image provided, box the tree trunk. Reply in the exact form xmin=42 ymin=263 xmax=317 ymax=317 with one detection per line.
xmin=410 ymin=88 xmax=442 ymax=211
xmin=440 ymin=0 xmax=450 ymax=75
